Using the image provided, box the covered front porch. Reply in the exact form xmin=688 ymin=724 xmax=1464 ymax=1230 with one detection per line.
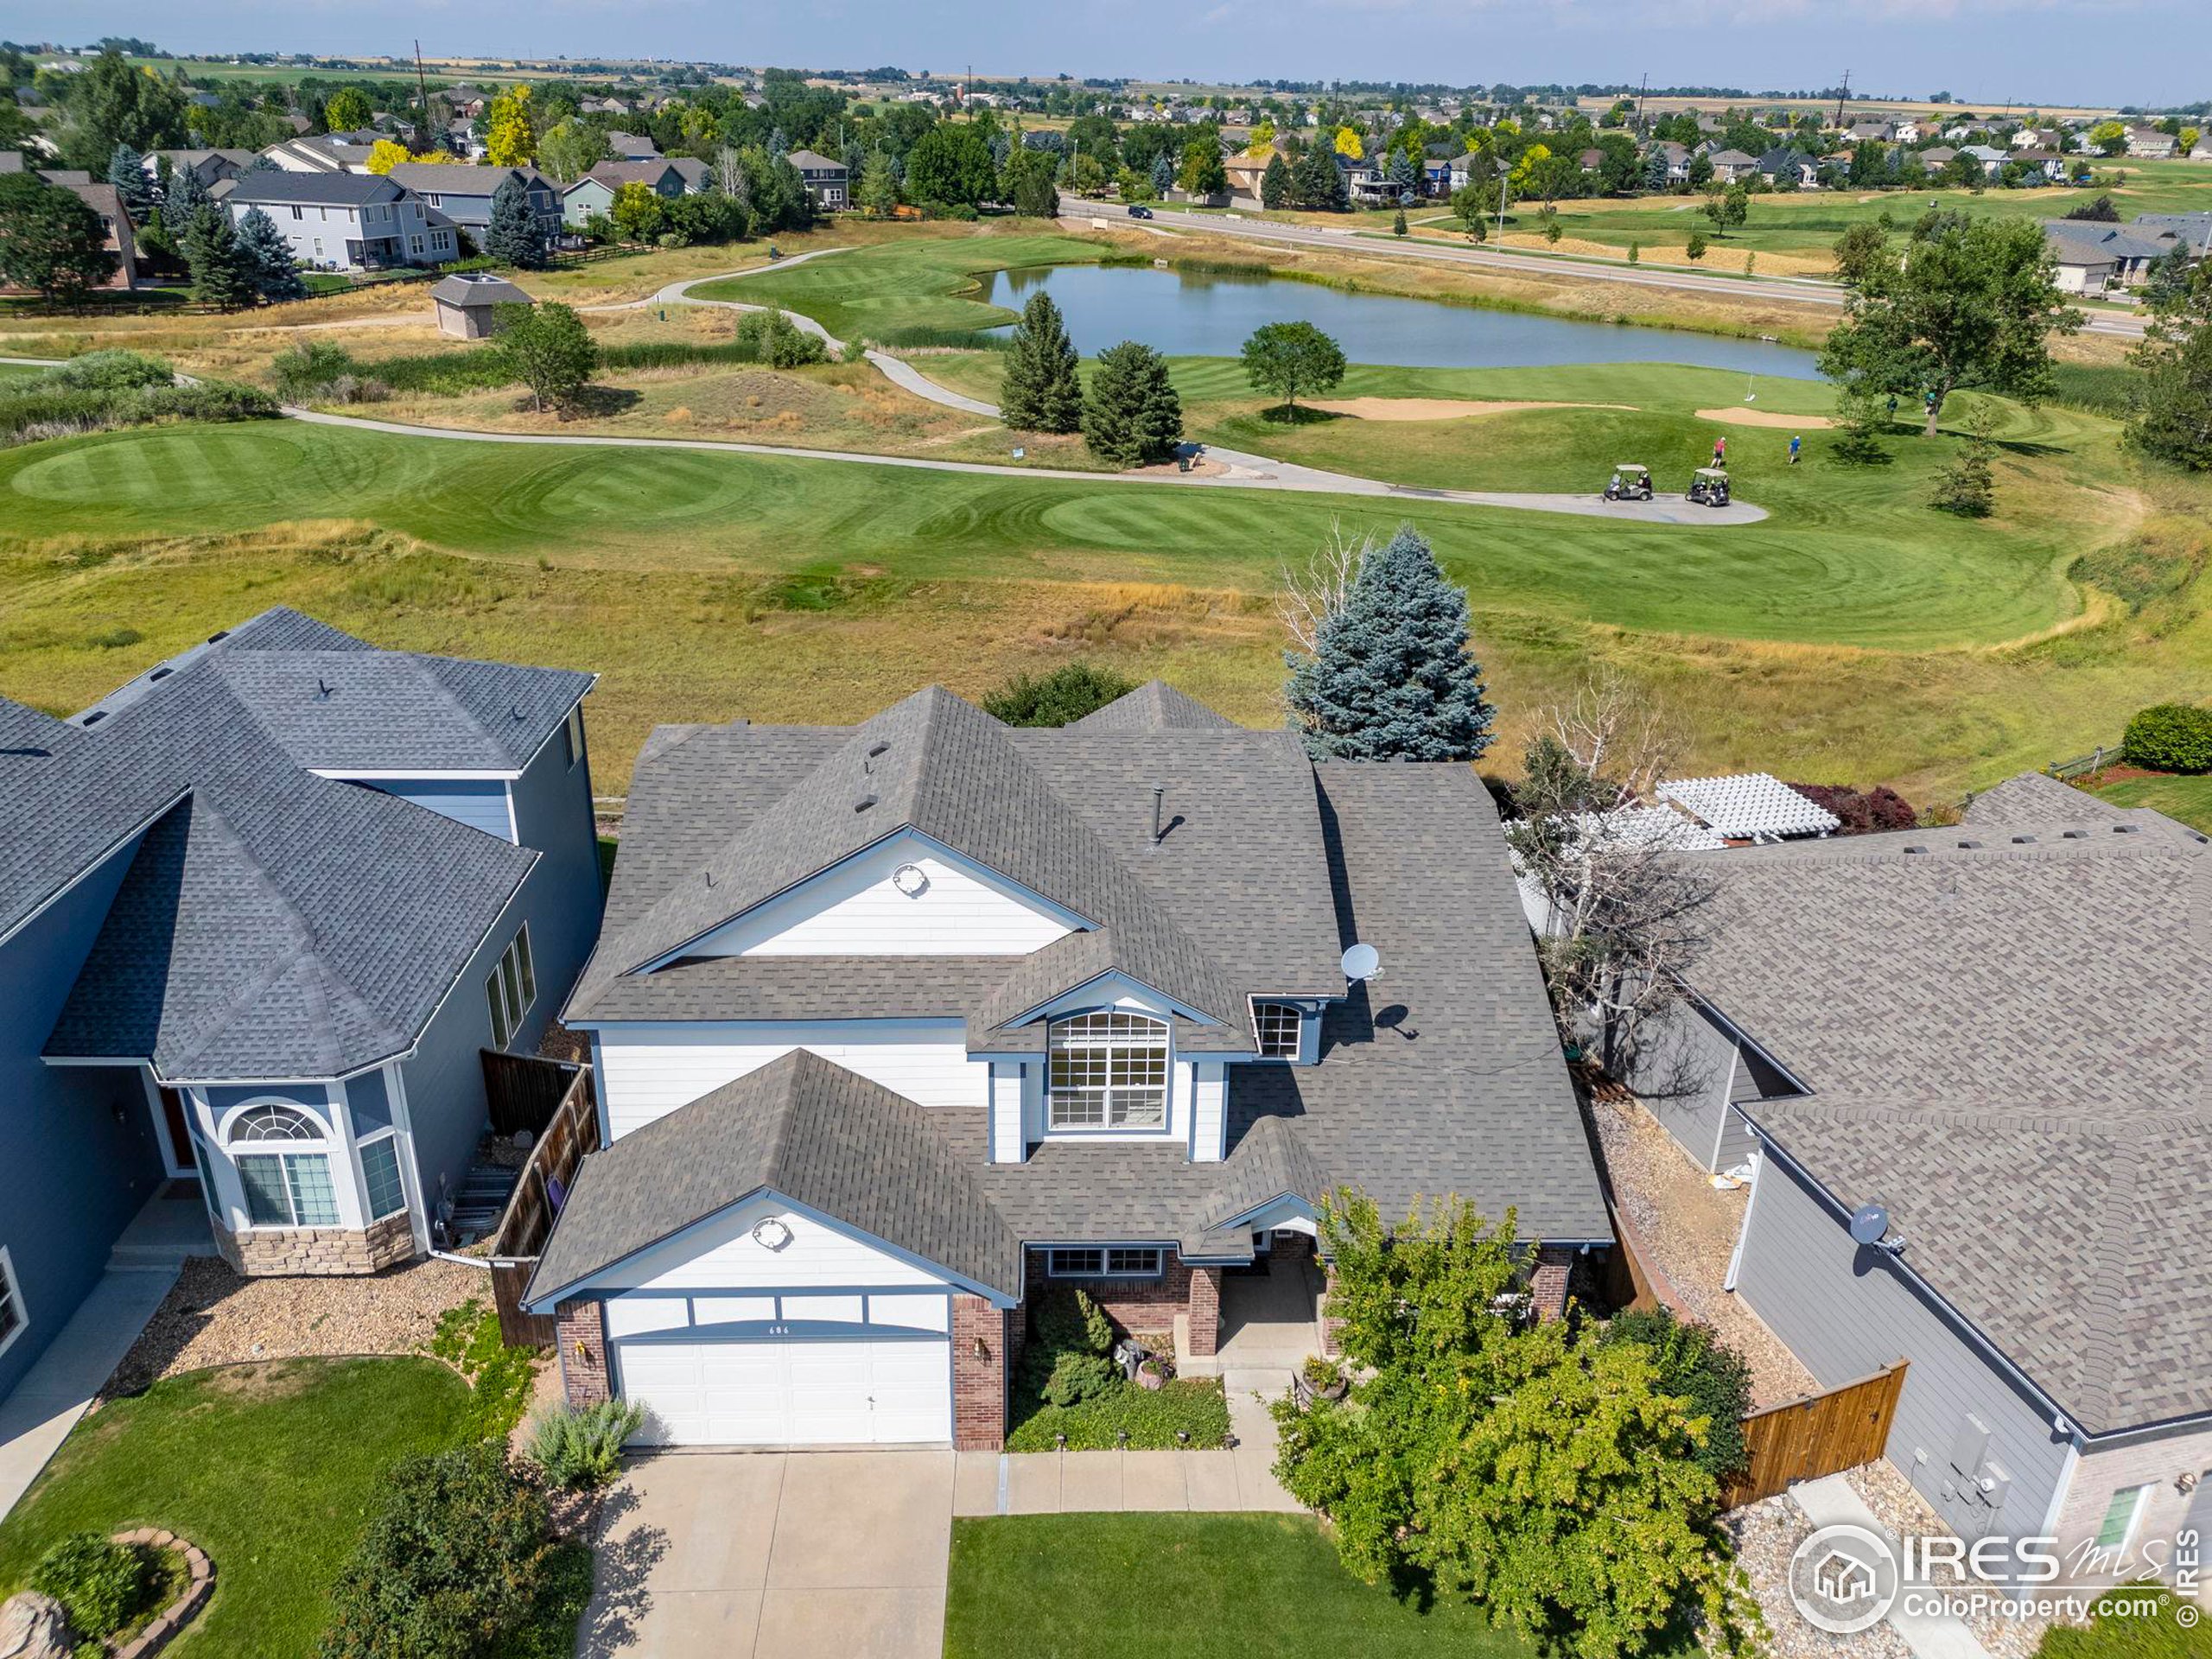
xmin=1178 ymin=1231 xmax=1326 ymax=1380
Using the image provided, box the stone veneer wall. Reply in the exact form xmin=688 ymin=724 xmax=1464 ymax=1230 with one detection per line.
xmin=213 ymin=1210 xmax=416 ymax=1277
xmin=556 ymin=1298 xmax=611 ymax=1409
xmin=951 ymin=1295 xmax=1009 ymax=1451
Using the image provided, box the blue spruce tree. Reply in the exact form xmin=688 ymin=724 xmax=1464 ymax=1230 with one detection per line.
xmin=484 ymin=174 xmax=545 ymax=268
xmin=162 ymin=162 xmax=210 ymax=235
xmin=1150 ymin=153 xmax=1174 ymax=196
xmin=106 ymin=143 xmax=154 ymax=223
xmin=234 ymin=207 xmax=308 ymax=302
xmin=1285 ymin=527 xmax=1494 ymax=761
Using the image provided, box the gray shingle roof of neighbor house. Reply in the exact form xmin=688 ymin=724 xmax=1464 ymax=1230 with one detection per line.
xmin=554 ymin=682 xmax=1611 ymax=1268
xmin=527 ymin=1049 xmax=1027 ymax=1305
xmin=7 ymin=607 xmax=589 ymax=1081
xmin=429 ymin=272 xmax=531 ymax=309
xmin=387 ymin=162 xmax=550 ymax=197
xmin=1675 ymin=774 xmax=2212 ymax=1434
xmin=226 ymin=171 xmax=404 ymax=207
xmin=784 ymin=149 xmax=846 ymax=173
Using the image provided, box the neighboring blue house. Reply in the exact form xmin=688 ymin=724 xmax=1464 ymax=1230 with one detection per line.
xmin=0 ymin=607 xmax=601 ymax=1401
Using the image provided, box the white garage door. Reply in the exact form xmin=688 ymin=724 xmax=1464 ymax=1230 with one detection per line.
xmin=613 ymin=1333 xmax=951 ymax=1446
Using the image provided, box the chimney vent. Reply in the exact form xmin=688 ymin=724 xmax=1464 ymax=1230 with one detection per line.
xmin=1150 ymin=785 xmax=1166 ymax=847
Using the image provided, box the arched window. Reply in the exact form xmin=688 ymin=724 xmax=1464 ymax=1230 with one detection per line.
xmin=1048 ymin=1011 xmax=1169 ymax=1129
xmin=226 ymin=1104 xmax=339 ymax=1229
xmin=226 ymin=1103 xmax=323 ymax=1143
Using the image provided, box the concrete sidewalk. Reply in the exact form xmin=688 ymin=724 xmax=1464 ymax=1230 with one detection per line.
xmin=1793 ymin=1473 xmax=1994 ymax=1659
xmin=0 ymin=1268 xmax=177 ymax=1520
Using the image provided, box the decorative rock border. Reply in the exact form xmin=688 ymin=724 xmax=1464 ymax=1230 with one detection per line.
xmin=105 ymin=1531 xmax=212 ymax=1659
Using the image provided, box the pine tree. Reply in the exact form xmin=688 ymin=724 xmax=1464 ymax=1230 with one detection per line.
xmin=1261 ymin=153 xmax=1290 ymax=210
xmin=1642 ymin=149 xmax=1670 ymax=193
xmin=484 ymin=174 xmax=544 ymax=269
xmin=162 ymin=162 xmax=209 ymax=235
xmin=1285 ymin=526 xmax=1495 ymax=761
xmin=1930 ymin=404 xmax=1998 ymax=516
xmin=998 ymin=290 xmax=1083 ymax=434
xmin=181 ymin=204 xmax=256 ymax=311
xmin=106 ymin=143 xmax=154 ymax=223
xmin=1149 ymin=153 xmax=1174 ymax=198
xmin=1081 ymin=340 xmax=1183 ymax=467
xmin=233 ymin=206 xmax=307 ymax=302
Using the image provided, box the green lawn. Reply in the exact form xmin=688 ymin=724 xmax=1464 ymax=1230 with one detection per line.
xmin=946 ymin=1514 xmax=1535 ymax=1659
xmin=2090 ymin=772 xmax=2212 ymax=832
xmin=0 ymin=1358 xmax=476 ymax=1657
xmin=690 ymin=231 xmax=1105 ymax=342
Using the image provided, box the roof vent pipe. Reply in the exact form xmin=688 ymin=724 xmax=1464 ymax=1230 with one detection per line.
xmin=1150 ymin=785 xmax=1166 ymax=848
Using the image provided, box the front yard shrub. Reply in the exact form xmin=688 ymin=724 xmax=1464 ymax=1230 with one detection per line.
xmin=2123 ymin=702 xmax=2212 ymax=773
xmin=426 ymin=1299 xmax=539 ymax=1440
xmin=524 ymin=1400 xmax=643 ymax=1490
xmin=982 ymin=664 xmax=1139 ymax=728
xmin=1783 ymin=781 xmax=1920 ymax=835
xmin=733 ymin=306 xmax=826 ymax=368
xmin=1599 ymin=1307 xmax=1754 ymax=1480
xmin=1007 ymin=1376 xmax=1230 ymax=1452
xmin=30 ymin=1532 xmax=150 ymax=1638
xmin=319 ymin=1443 xmax=553 ymax=1659
xmin=1040 ymin=1351 xmax=1118 ymax=1408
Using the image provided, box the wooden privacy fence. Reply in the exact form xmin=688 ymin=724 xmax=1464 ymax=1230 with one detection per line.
xmin=486 ymin=1065 xmax=601 ymax=1348
xmin=1720 ymin=1361 xmax=1910 ymax=1509
xmin=480 ymin=1048 xmax=580 ymax=1138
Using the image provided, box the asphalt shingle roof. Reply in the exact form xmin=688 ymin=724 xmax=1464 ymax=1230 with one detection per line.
xmin=226 ymin=172 xmax=402 ymax=207
xmin=8 ymin=607 xmax=587 ymax=1081
xmin=529 ymin=1049 xmax=1026 ymax=1303
xmin=1678 ymin=780 xmax=2212 ymax=1433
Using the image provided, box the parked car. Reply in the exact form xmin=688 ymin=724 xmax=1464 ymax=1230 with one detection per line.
xmin=1128 ymin=204 xmax=1154 ymax=219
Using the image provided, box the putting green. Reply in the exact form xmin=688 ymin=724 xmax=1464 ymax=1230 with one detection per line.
xmin=0 ymin=419 xmax=2075 ymax=652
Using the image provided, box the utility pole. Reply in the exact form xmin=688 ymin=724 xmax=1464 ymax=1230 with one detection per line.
xmin=1834 ymin=70 xmax=1850 ymax=130
xmin=414 ymin=39 xmax=431 ymax=149
xmin=1635 ymin=71 xmax=1648 ymax=134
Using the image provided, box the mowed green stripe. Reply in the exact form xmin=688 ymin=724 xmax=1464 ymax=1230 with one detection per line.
xmin=0 ymin=420 xmax=2070 ymax=650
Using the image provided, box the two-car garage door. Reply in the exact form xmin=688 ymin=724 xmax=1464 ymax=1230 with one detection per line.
xmin=613 ymin=1331 xmax=950 ymax=1446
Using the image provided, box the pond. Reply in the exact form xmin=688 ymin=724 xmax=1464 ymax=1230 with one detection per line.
xmin=984 ymin=264 xmax=1824 ymax=379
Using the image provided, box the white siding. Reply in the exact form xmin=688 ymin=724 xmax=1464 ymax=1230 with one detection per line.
xmin=988 ymin=1061 xmax=1027 ymax=1164
xmin=597 ymin=1020 xmax=983 ymax=1137
xmin=1192 ymin=1061 xmax=1228 ymax=1163
xmin=683 ymin=831 xmax=1077 ymax=957
xmin=589 ymin=1192 xmax=950 ymax=1292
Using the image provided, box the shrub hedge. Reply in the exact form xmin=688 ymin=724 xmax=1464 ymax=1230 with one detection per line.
xmin=1598 ymin=1308 xmax=1754 ymax=1481
xmin=2122 ymin=703 xmax=2212 ymax=774
xmin=30 ymin=1532 xmax=151 ymax=1638
xmin=0 ymin=360 xmax=276 ymax=448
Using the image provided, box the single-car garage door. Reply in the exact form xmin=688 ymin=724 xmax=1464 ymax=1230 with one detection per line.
xmin=606 ymin=1289 xmax=954 ymax=1446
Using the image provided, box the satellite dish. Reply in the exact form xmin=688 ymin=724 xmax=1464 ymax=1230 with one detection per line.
xmin=1847 ymin=1203 xmax=1891 ymax=1247
xmin=1340 ymin=943 xmax=1380 ymax=982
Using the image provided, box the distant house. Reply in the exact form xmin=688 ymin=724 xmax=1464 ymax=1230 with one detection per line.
xmin=2126 ymin=126 xmax=2177 ymax=160
xmin=430 ymin=271 xmax=531 ymax=339
xmin=260 ymin=135 xmax=379 ymax=175
xmin=2134 ymin=212 xmax=2212 ymax=257
xmin=1757 ymin=148 xmax=1821 ymax=188
xmin=604 ymin=130 xmax=661 ymax=162
xmin=2043 ymin=219 xmax=2184 ymax=295
xmin=1961 ymin=144 xmax=2009 ymax=176
xmin=1646 ymin=140 xmax=1692 ymax=184
xmin=1843 ymin=119 xmax=1894 ymax=144
xmin=386 ymin=163 xmax=563 ymax=248
xmin=1915 ymin=145 xmax=1961 ymax=173
xmin=0 ymin=156 xmax=137 ymax=289
xmin=784 ymin=149 xmax=849 ymax=209
xmin=224 ymin=171 xmax=454 ymax=272
xmin=1707 ymin=148 xmax=1759 ymax=184
xmin=560 ymin=158 xmax=708 ymax=228
xmin=146 ymin=149 xmax=257 ymax=191
xmin=1223 ymin=150 xmax=1272 ymax=203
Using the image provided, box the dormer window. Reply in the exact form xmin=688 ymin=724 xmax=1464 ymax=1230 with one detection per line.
xmin=1254 ymin=1001 xmax=1301 ymax=1058
xmin=1047 ymin=1011 xmax=1167 ymax=1129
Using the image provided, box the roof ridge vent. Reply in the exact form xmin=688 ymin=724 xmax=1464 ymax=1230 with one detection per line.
xmin=1904 ymin=843 xmax=1929 ymax=855
xmin=854 ymin=792 xmax=879 ymax=813
xmin=2112 ymin=823 xmax=2140 ymax=834
xmin=2062 ymin=829 xmax=2090 ymax=840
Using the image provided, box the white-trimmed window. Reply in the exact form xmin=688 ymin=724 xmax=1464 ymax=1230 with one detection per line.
xmin=359 ymin=1135 xmax=407 ymax=1222
xmin=228 ymin=1105 xmax=340 ymax=1228
xmin=1047 ymin=1247 xmax=1164 ymax=1278
xmin=1047 ymin=1011 xmax=1168 ymax=1129
xmin=486 ymin=925 xmax=537 ymax=1049
xmin=2095 ymin=1484 xmax=2152 ymax=1550
xmin=560 ymin=703 xmax=587 ymax=770
xmin=1254 ymin=1001 xmax=1301 ymax=1058
xmin=0 ymin=1246 xmax=24 ymax=1359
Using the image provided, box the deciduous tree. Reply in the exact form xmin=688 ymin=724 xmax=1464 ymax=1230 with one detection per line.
xmin=998 ymin=289 xmax=1083 ymax=434
xmin=483 ymin=85 xmax=536 ymax=167
xmin=2125 ymin=259 xmax=2212 ymax=471
xmin=0 ymin=174 xmax=116 ymax=305
xmin=364 ymin=138 xmax=410 ymax=175
xmin=904 ymin=124 xmax=995 ymax=207
xmin=1283 ymin=525 xmax=1493 ymax=762
xmin=321 ymin=86 xmax=374 ymax=133
xmin=1239 ymin=320 xmax=1345 ymax=417
xmin=1080 ymin=339 xmax=1182 ymax=467
xmin=537 ymin=118 xmax=612 ymax=186
xmin=1177 ymin=137 xmax=1227 ymax=198
xmin=493 ymin=301 xmax=596 ymax=414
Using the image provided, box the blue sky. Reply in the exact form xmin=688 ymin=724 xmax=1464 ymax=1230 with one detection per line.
xmin=9 ymin=0 xmax=2202 ymax=109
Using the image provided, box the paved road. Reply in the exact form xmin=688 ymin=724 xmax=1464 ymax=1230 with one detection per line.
xmin=1065 ymin=199 xmax=2152 ymax=342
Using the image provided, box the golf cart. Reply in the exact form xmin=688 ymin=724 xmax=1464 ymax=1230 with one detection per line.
xmin=1604 ymin=463 xmax=1654 ymax=502
xmin=1688 ymin=467 xmax=1732 ymax=507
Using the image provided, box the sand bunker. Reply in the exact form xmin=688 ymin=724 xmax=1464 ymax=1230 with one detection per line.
xmin=1695 ymin=406 xmax=1835 ymax=429
xmin=1308 ymin=397 xmax=1631 ymax=422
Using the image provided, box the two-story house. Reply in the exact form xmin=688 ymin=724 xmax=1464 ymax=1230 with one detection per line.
xmin=385 ymin=162 xmax=563 ymax=251
xmin=524 ymin=683 xmax=1608 ymax=1451
xmin=0 ymin=608 xmax=602 ymax=1405
xmin=1618 ymin=772 xmax=2212 ymax=1585
xmin=224 ymin=172 xmax=456 ymax=272
xmin=784 ymin=149 xmax=849 ymax=210
xmin=560 ymin=157 xmax=709 ymax=229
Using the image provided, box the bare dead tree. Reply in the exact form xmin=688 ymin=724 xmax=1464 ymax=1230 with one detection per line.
xmin=1503 ymin=671 xmax=1720 ymax=1090
xmin=1274 ymin=519 xmax=1373 ymax=656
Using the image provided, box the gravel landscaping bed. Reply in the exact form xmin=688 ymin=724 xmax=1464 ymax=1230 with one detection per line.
xmin=105 ymin=1255 xmax=488 ymax=1396
xmin=1587 ymin=1090 xmax=1816 ymax=1406
xmin=1723 ymin=1488 xmax=1914 ymax=1659
xmin=1846 ymin=1461 xmax=2051 ymax=1659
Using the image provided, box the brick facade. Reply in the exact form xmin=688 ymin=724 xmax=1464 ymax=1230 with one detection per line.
xmin=951 ymin=1294 xmax=1009 ymax=1451
xmin=1186 ymin=1266 xmax=1223 ymax=1357
xmin=1024 ymin=1247 xmax=1192 ymax=1341
xmin=2051 ymin=1421 xmax=2212 ymax=1580
xmin=1529 ymin=1243 xmax=1576 ymax=1320
xmin=556 ymin=1297 xmax=611 ymax=1409
xmin=213 ymin=1210 xmax=416 ymax=1277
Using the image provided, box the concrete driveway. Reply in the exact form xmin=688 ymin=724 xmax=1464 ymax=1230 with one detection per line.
xmin=576 ymin=1448 xmax=952 ymax=1659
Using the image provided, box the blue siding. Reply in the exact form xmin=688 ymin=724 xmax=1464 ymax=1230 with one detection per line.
xmin=205 ymin=1081 xmax=328 ymax=1127
xmin=356 ymin=778 xmax=512 ymax=842
xmin=394 ymin=708 xmax=602 ymax=1224
xmin=346 ymin=1069 xmax=392 ymax=1134
xmin=0 ymin=843 xmax=167 ymax=1399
